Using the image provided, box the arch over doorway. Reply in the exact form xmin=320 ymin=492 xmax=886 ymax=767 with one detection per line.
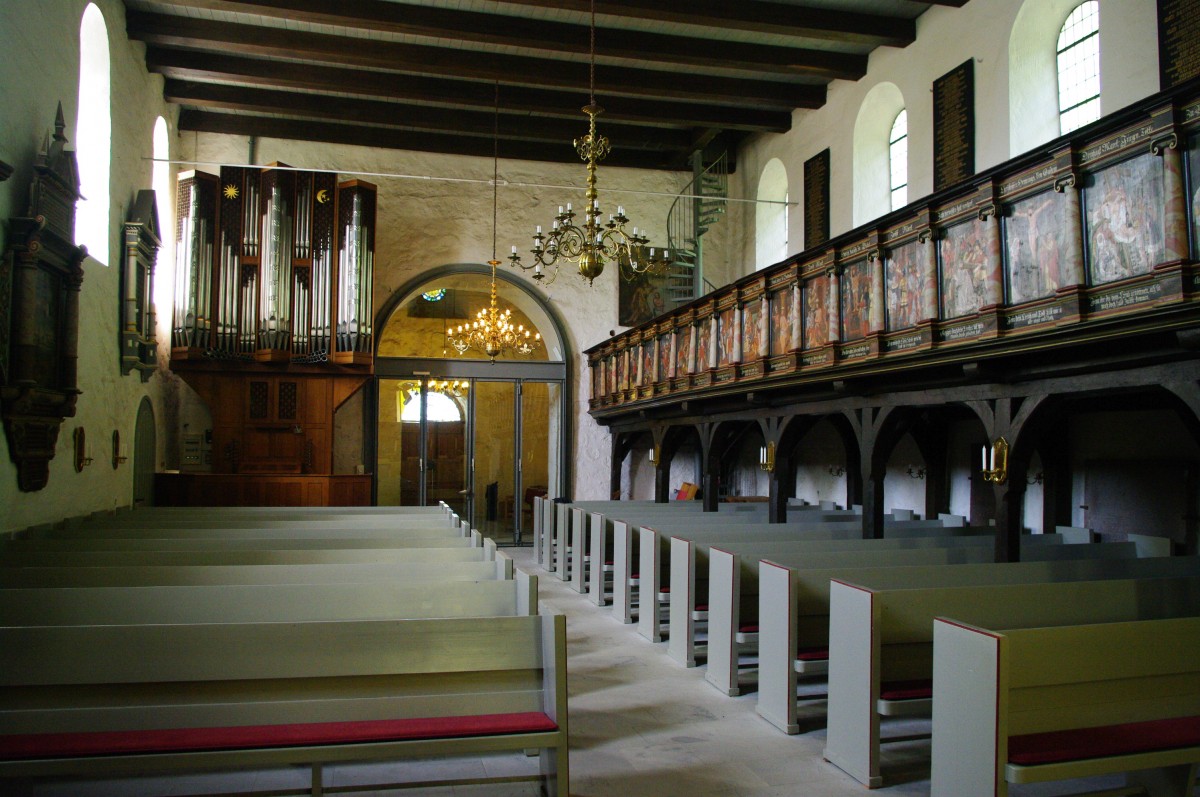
xmin=372 ymin=265 xmax=573 ymax=544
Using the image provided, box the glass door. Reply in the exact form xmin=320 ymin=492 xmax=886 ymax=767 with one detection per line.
xmin=472 ymin=381 xmax=517 ymax=542
xmin=518 ymin=381 xmax=562 ymax=537
xmin=375 ymin=378 xmax=468 ymax=516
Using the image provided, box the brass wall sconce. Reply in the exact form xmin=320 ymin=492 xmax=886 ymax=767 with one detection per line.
xmin=827 ymin=465 xmax=846 ymax=477
xmin=111 ymin=430 xmax=127 ymax=469
xmin=981 ymin=436 xmax=1009 ymax=484
xmin=649 ymin=444 xmax=661 ymax=465
xmin=73 ymin=427 xmax=93 ymax=472
xmin=759 ymin=441 xmax=776 ymax=473
xmin=906 ymin=465 xmax=927 ymax=480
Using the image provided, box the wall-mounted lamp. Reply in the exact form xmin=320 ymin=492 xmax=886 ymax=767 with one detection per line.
xmin=981 ymin=436 xmax=1009 ymax=484
xmin=759 ymin=441 xmax=776 ymax=473
xmin=906 ymin=465 xmax=927 ymax=480
xmin=827 ymin=465 xmax=846 ymax=477
xmin=73 ymin=427 xmax=93 ymax=472
xmin=111 ymin=430 xmax=127 ymax=469
xmin=649 ymin=444 xmax=660 ymax=465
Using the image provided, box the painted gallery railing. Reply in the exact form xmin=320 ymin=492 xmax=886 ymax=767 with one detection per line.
xmin=587 ymin=80 xmax=1200 ymax=414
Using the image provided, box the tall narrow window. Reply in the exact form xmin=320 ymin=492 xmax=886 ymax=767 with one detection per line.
xmin=755 ymin=158 xmax=789 ymax=270
xmin=76 ymin=3 xmax=111 ymax=264
xmin=152 ymin=116 xmax=172 ymax=339
xmin=1057 ymin=1 xmax=1100 ymax=135
xmin=889 ymin=110 xmax=908 ymax=211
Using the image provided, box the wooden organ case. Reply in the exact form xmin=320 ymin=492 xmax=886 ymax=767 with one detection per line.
xmin=159 ymin=165 xmax=375 ymax=506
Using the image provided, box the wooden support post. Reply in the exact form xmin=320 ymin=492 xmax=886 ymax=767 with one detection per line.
xmin=654 ymin=464 xmax=670 ymax=504
xmin=768 ymin=454 xmax=791 ymax=524
xmin=993 ymin=481 xmax=1025 ymax=563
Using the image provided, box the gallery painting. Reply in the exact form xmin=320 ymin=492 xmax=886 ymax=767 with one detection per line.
xmin=1085 ymin=153 xmax=1165 ymax=285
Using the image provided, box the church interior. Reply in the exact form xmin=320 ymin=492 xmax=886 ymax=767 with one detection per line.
xmin=3 ymin=0 xmax=1200 ymax=794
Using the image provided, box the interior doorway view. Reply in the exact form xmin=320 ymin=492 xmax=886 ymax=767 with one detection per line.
xmin=373 ymin=266 xmax=568 ymax=544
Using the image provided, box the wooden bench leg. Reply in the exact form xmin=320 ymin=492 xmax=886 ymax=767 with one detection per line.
xmin=312 ymin=762 xmax=324 ymax=797
xmin=540 ymin=744 xmax=568 ymax=797
xmin=1126 ymin=763 xmax=1198 ymax=797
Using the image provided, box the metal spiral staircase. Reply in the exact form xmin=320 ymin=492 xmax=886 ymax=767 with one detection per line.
xmin=665 ymin=151 xmax=728 ymax=307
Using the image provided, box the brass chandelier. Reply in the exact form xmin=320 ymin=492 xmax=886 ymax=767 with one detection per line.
xmin=446 ymin=83 xmax=543 ymax=363
xmin=508 ymin=0 xmax=670 ymax=286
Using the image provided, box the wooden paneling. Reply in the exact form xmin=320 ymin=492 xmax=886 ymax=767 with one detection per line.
xmin=156 ymin=473 xmax=373 ymax=507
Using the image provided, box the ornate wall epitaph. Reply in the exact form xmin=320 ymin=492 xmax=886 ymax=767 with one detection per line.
xmin=1159 ymin=0 xmax=1200 ymax=88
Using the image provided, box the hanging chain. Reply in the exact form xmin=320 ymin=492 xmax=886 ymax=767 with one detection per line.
xmin=588 ymin=0 xmax=596 ymax=106
xmin=492 ymin=80 xmax=499 ymax=263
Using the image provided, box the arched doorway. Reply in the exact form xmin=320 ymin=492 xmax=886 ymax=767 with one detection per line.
xmin=373 ymin=265 xmax=570 ymax=544
xmin=133 ymin=397 xmax=156 ymax=507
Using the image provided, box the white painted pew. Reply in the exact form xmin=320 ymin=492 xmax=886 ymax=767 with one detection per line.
xmin=0 ymin=543 xmax=500 ymax=569
xmin=0 ymin=614 xmax=568 ymax=796
xmin=931 ymin=615 xmax=1200 ymax=797
xmin=694 ymin=534 xmax=1094 ymax=679
xmin=641 ymin=519 xmax=983 ymax=643
xmin=62 ymin=513 xmax=462 ymax=532
xmin=0 ymin=571 xmax=537 ymax=626
xmin=0 ymin=555 xmax=513 ymax=588
xmin=824 ymin=574 xmax=1200 ymax=787
xmin=753 ymin=548 xmax=1199 ymax=734
xmin=667 ymin=524 xmax=1009 ymax=664
xmin=27 ymin=524 xmax=473 ymax=542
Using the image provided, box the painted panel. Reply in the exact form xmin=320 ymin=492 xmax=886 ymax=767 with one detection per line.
xmin=840 ymin=260 xmax=871 ymax=341
xmin=658 ymin=333 xmax=672 ymax=381
xmin=617 ymin=351 xmax=628 ymax=390
xmin=742 ymin=301 xmax=763 ymax=360
xmin=940 ymin=219 xmax=989 ymax=319
xmin=1191 ymin=134 xmax=1200 ymax=259
xmin=718 ymin=307 xmax=736 ymax=366
xmin=770 ymin=288 xmax=793 ymax=355
xmin=675 ymin=325 xmax=692 ymax=375
xmin=1004 ymin=190 xmax=1072 ymax=304
xmin=802 ymin=277 xmax=828 ymax=349
xmin=618 ymin=270 xmax=668 ymax=327
xmin=1085 ymin=153 xmax=1165 ymax=284
xmin=885 ymin=241 xmax=924 ymax=331
xmin=695 ymin=318 xmax=711 ymax=371
xmin=642 ymin=341 xmax=655 ymax=384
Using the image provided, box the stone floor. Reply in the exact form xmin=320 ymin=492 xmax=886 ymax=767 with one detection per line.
xmin=19 ymin=544 xmax=1159 ymax=796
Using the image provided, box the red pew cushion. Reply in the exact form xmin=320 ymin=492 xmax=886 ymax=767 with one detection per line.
xmin=795 ymin=646 xmax=829 ymax=661
xmin=1008 ymin=716 xmax=1200 ymax=766
xmin=0 ymin=713 xmax=558 ymax=761
xmin=878 ymin=679 xmax=933 ymax=701
xmin=739 ymin=624 xmax=759 ymax=633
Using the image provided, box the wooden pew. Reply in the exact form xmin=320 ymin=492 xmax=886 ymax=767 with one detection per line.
xmin=0 ymin=543 xmax=503 ymax=569
xmin=0 ymin=571 xmax=538 ymax=625
xmin=753 ymin=548 xmax=1200 ymax=734
xmin=824 ymin=573 xmax=1200 ymax=787
xmin=0 ymin=614 xmax=568 ymax=796
xmin=0 ymin=555 xmax=513 ymax=588
xmin=930 ymin=615 xmax=1200 ymax=797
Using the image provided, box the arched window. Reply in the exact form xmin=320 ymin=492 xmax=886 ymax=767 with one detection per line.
xmin=152 ymin=116 xmax=172 ymax=340
xmin=755 ymin=158 xmax=789 ymax=270
xmin=888 ymin=110 xmax=908 ymax=211
xmin=852 ymin=82 xmax=905 ymax=226
xmin=399 ymin=389 xmax=463 ymax=423
xmin=1057 ymin=1 xmax=1100 ymax=134
xmin=75 ymin=3 xmax=111 ymax=264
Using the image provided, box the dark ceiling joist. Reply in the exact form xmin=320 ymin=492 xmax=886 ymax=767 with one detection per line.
xmin=145 ymin=49 xmax=797 ymax=133
xmin=493 ymin=0 xmax=917 ymax=47
xmin=164 ymin=80 xmax=697 ymax=151
xmin=126 ymin=12 xmax=824 ymax=109
xmin=177 ymin=109 xmax=701 ymax=171
xmin=133 ymin=0 xmax=868 ymax=81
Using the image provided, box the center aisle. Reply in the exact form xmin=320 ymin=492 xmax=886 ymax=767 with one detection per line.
xmin=510 ymin=546 xmax=932 ymax=797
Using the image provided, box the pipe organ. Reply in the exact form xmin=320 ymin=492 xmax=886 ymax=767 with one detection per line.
xmin=171 ymin=166 xmax=375 ymax=365
xmin=161 ymin=164 xmax=375 ymax=506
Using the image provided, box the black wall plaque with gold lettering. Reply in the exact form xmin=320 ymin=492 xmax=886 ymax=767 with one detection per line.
xmin=933 ymin=60 xmax=975 ymax=192
xmin=804 ymin=149 xmax=830 ymax=250
xmin=1159 ymin=0 xmax=1200 ymax=88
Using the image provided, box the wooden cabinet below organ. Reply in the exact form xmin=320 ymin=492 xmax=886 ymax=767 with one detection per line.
xmin=177 ymin=371 xmax=365 ymax=477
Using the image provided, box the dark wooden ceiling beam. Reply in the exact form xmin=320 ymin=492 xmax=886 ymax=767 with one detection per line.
xmin=133 ymin=0 xmax=867 ymax=81
xmin=491 ymin=0 xmax=916 ymax=47
xmin=126 ymin=12 xmax=822 ymax=109
xmin=145 ymin=48 xmax=798 ymax=132
xmin=177 ymin=109 xmax=692 ymax=170
xmin=164 ymin=80 xmax=697 ymax=151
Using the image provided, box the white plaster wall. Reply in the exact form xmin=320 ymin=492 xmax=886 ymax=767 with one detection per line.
xmin=883 ymin=433 xmax=926 ymax=517
xmin=0 ymin=0 xmax=178 ymax=532
xmin=792 ymin=419 xmax=848 ymax=508
xmin=731 ymin=0 xmax=1159 ymax=276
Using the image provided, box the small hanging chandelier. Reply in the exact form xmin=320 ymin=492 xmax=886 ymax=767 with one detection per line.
xmin=508 ymin=0 xmax=670 ymax=286
xmin=446 ymin=83 xmax=543 ymax=363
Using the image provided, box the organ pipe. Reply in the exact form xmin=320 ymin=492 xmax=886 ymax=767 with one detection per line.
xmin=171 ymin=165 xmax=374 ymax=367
